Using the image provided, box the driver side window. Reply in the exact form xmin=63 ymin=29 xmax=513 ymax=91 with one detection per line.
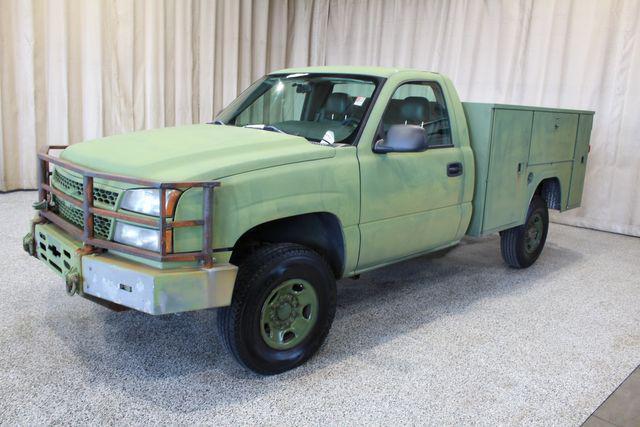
xmin=381 ymin=82 xmax=453 ymax=147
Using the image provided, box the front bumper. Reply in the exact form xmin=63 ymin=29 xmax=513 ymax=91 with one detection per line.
xmin=28 ymin=222 xmax=238 ymax=315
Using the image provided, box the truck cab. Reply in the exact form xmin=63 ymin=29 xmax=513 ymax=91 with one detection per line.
xmin=24 ymin=66 xmax=593 ymax=374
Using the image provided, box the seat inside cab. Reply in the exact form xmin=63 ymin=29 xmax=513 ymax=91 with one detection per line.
xmin=380 ymin=83 xmax=452 ymax=147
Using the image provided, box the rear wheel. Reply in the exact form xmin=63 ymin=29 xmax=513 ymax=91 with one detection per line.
xmin=500 ymin=195 xmax=549 ymax=268
xmin=217 ymin=243 xmax=336 ymax=375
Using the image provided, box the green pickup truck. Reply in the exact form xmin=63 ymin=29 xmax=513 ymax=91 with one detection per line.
xmin=23 ymin=66 xmax=593 ymax=374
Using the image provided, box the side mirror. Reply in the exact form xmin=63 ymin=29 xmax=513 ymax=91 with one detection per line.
xmin=373 ymin=125 xmax=428 ymax=154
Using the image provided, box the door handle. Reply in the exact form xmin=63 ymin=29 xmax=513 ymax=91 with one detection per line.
xmin=447 ymin=162 xmax=463 ymax=177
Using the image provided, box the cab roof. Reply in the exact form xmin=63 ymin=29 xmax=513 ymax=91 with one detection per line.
xmin=270 ymin=66 xmax=436 ymax=78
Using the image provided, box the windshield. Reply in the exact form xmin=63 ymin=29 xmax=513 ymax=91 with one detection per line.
xmin=215 ymin=73 xmax=380 ymax=144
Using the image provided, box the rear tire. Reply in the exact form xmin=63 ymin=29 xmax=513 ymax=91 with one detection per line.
xmin=500 ymin=195 xmax=549 ymax=268
xmin=217 ymin=243 xmax=336 ymax=375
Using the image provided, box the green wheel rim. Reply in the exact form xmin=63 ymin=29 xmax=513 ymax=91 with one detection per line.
xmin=525 ymin=212 xmax=544 ymax=254
xmin=259 ymin=279 xmax=319 ymax=350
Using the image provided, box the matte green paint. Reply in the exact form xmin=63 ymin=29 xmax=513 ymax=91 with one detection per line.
xmin=354 ymin=70 xmax=474 ymax=271
xmin=171 ymin=147 xmax=360 ymax=274
xmin=482 ymin=109 xmax=533 ymax=232
xmin=34 ymin=223 xmax=83 ymax=278
xmin=525 ymin=212 xmax=544 ymax=253
xmin=61 ymin=124 xmax=336 ymax=182
xmin=527 ymin=161 xmax=574 ymax=210
xmin=33 ymin=66 xmax=594 ymax=292
xmin=463 ymin=102 xmax=594 ymax=237
xmin=567 ymin=114 xmax=593 ymax=208
xmin=529 ymin=112 xmax=579 ymax=165
xmin=260 ymin=278 xmax=318 ymax=350
xmin=461 ymin=103 xmax=494 ymax=236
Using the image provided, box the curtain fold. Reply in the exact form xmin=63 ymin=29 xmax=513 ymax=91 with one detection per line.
xmin=0 ymin=0 xmax=329 ymax=191
xmin=1 ymin=0 xmax=639 ymax=236
xmin=323 ymin=0 xmax=640 ymax=236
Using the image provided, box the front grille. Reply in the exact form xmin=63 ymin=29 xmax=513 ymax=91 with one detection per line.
xmin=52 ymin=169 xmax=119 ymax=207
xmin=53 ymin=196 xmax=113 ymax=239
xmin=50 ymin=167 xmax=120 ymax=239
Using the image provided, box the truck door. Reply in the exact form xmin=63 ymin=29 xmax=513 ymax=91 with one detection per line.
xmin=357 ymin=81 xmax=465 ymax=270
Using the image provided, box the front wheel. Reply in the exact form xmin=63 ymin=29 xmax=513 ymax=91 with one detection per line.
xmin=217 ymin=243 xmax=336 ymax=375
xmin=500 ymin=195 xmax=549 ymax=268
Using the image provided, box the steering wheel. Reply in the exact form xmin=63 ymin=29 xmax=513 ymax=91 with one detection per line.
xmin=341 ymin=118 xmax=360 ymax=127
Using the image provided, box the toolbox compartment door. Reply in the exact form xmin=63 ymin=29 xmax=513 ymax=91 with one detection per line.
xmin=482 ymin=109 xmax=533 ymax=232
xmin=567 ymin=114 xmax=593 ymax=208
xmin=529 ymin=112 xmax=579 ymax=165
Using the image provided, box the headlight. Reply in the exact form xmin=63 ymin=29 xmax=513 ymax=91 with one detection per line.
xmin=113 ymin=222 xmax=161 ymax=252
xmin=120 ymin=188 xmax=181 ymax=217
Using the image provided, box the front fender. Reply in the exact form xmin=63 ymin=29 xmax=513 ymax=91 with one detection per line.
xmin=173 ymin=149 xmax=361 ymax=268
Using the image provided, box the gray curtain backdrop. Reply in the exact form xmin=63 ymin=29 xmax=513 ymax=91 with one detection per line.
xmin=1 ymin=0 xmax=639 ymax=236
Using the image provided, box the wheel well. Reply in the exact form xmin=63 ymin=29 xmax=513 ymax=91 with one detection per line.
xmin=536 ymin=178 xmax=561 ymax=210
xmin=230 ymin=212 xmax=345 ymax=278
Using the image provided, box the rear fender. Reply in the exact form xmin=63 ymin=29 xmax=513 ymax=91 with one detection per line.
xmin=525 ymin=162 xmax=573 ymax=214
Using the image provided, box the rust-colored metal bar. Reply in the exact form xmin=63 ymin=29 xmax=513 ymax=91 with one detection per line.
xmin=39 ymin=150 xmax=163 ymax=188
xmin=83 ymin=239 xmax=208 ymax=262
xmin=159 ymin=188 xmax=167 ymax=256
xmin=161 ymin=251 xmax=209 ymax=262
xmin=82 ymin=176 xmax=95 ymax=246
xmin=160 ymin=181 xmax=220 ymax=189
xmin=41 ymin=209 xmax=204 ymax=262
xmin=201 ymin=184 xmax=215 ymax=268
xmin=44 ymin=192 xmax=162 ymax=228
xmin=41 ymin=209 xmax=214 ymax=263
xmin=39 ymin=149 xmax=220 ymax=190
xmin=84 ymin=237 xmax=165 ymax=260
xmin=168 ymin=219 xmax=204 ymax=228
xmin=37 ymin=145 xmax=221 ymax=265
xmin=37 ymin=157 xmax=49 ymax=204
xmin=43 ymin=183 xmax=82 ymax=208
xmin=90 ymin=206 xmax=159 ymax=227
xmin=41 ymin=210 xmax=83 ymax=237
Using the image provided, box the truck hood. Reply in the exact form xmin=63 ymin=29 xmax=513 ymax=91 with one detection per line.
xmin=60 ymin=124 xmax=335 ymax=182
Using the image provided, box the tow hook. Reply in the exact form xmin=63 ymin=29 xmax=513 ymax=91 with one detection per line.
xmin=65 ymin=268 xmax=81 ymax=296
xmin=32 ymin=200 xmax=48 ymax=211
xmin=23 ymin=232 xmax=35 ymax=256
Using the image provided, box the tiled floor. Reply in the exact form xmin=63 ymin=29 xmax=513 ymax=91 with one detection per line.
xmin=584 ymin=366 xmax=640 ymax=427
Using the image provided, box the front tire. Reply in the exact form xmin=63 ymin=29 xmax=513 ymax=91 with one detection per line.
xmin=217 ymin=243 xmax=336 ymax=375
xmin=500 ymin=195 xmax=549 ymax=268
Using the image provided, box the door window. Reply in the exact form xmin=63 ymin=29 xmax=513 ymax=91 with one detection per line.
xmin=381 ymin=82 xmax=453 ymax=147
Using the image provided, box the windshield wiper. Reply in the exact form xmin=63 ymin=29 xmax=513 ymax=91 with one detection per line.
xmin=243 ymin=124 xmax=287 ymax=134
